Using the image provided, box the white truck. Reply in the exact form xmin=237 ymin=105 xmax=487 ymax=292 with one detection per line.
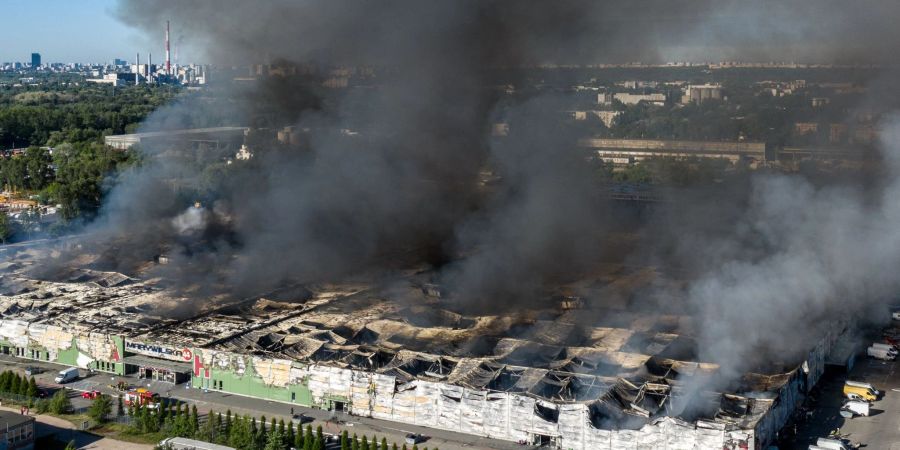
xmin=54 ymin=367 xmax=78 ymax=384
xmin=815 ymin=438 xmax=850 ymax=450
xmin=867 ymin=345 xmax=896 ymax=360
xmin=871 ymin=342 xmax=898 ymax=353
xmin=840 ymin=400 xmax=870 ymax=418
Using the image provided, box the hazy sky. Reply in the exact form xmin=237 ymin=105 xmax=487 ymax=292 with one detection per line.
xmin=4 ymin=0 xmax=900 ymax=66
xmin=0 ymin=0 xmax=150 ymax=64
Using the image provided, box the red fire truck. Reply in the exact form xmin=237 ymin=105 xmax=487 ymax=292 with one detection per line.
xmin=124 ymin=388 xmax=160 ymax=408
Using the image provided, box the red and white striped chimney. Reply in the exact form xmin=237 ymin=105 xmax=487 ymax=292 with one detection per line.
xmin=165 ymin=20 xmax=171 ymax=76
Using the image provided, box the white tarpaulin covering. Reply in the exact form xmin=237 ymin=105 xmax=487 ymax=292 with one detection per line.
xmin=297 ymin=364 xmax=760 ymax=449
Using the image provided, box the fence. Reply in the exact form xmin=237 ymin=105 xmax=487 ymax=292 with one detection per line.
xmin=0 ymin=391 xmax=35 ymax=405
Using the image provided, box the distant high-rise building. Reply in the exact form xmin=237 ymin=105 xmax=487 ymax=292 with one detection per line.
xmin=30 ymin=53 xmax=41 ymax=68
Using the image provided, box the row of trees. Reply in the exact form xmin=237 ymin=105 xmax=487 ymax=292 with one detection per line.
xmin=0 ymin=147 xmax=53 ymax=191
xmin=0 ymin=371 xmax=76 ymax=416
xmin=0 ymin=370 xmax=38 ymax=398
xmin=595 ymin=84 xmax=872 ymax=146
xmin=0 ymin=142 xmax=137 ymax=229
xmin=135 ymin=405 xmax=438 ymax=450
xmin=0 ymin=84 xmax=179 ymax=149
xmin=127 ymin=400 xmax=199 ymax=436
xmin=593 ymin=156 xmax=736 ymax=186
xmin=0 ymin=83 xmax=174 ymax=231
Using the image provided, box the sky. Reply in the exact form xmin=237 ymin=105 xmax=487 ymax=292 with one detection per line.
xmin=0 ymin=0 xmax=148 ymax=64
xmin=3 ymin=1 xmax=900 ymax=66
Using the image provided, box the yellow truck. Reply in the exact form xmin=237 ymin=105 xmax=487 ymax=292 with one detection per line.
xmin=843 ymin=381 xmax=879 ymax=402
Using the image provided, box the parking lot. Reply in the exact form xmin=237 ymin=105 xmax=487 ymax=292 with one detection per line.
xmin=0 ymin=354 xmax=537 ymax=450
xmin=781 ymin=352 xmax=900 ymax=449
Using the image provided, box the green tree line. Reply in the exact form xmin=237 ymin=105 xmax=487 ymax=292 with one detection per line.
xmin=0 ymin=85 xmax=178 ymax=149
xmin=136 ymin=405 xmax=438 ymax=450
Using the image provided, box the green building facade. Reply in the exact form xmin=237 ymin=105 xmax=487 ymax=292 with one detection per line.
xmin=0 ymin=321 xmax=125 ymax=376
xmin=191 ymin=348 xmax=314 ymax=406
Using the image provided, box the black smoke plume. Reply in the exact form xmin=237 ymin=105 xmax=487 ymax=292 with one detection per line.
xmin=68 ymin=0 xmax=900 ymax=390
xmin=92 ymin=0 xmax=634 ymax=306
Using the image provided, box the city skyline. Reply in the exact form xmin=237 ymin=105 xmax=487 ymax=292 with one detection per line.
xmin=0 ymin=0 xmax=144 ymax=64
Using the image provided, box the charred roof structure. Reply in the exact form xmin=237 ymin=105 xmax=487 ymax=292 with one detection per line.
xmin=0 ymin=246 xmax=839 ymax=449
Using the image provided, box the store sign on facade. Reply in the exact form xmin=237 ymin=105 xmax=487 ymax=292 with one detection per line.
xmin=125 ymin=341 xmax=192 ymax=362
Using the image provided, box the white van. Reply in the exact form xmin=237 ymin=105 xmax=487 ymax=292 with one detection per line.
xmin=871 ymin=342 xmax=898 ymax=353
xmin=867 ymin=346 xmax=896 ymax=360
xmin=841 ymin=400 xmax=870 ymax=417
xmin=815 ymin=438 xmax=849 ymax=450
xmin=54 ymin=367 xmax=78 ymax=384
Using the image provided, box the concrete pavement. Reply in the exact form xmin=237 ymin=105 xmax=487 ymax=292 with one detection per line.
xmin=782 ymin=356 xmax=900 ymax=449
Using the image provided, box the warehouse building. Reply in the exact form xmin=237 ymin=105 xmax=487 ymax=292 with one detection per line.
xmin=579 ymin=138 xmax=768 ymax=166
xmin=104 ymin=127 xmax=248 ymax=151
xmin=0 ymin=252 xmax=844 ymax=449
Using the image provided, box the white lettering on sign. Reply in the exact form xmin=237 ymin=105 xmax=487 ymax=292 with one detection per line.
xmin=125 ymin=341 xmax=193 ymax=362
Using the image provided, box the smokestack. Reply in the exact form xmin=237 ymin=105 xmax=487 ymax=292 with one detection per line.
xmin=136 ymin=52 xmax=140 ymax=85
xmin=165 ymin=20 xmax=171 ymax=76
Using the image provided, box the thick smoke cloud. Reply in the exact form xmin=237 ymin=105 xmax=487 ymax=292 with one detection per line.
xmin=121 ymin=1 xmax=900 ymax=66
xmin=631 ymin=126 xmax=900 ymax=388
xmin=682 ymin=125 xmax=900 ymax=378
xmin=96 ymin=0 xmax=900 ymax=387
xmin=98 ymin=0 xmax=631 ymax=303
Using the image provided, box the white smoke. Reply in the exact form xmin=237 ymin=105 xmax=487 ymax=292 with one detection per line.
xmin=171 ymin=205 xmax=207 ymax=235
xmin=686 ymin=115 xmax=900 ymax=382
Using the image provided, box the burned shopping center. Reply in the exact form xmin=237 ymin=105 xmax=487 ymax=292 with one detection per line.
xmin=0 ymin=244 xmax=853 ymax=449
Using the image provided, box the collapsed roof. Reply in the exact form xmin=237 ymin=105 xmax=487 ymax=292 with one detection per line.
xmin=0 ymin=247 xmax=801 ymax=430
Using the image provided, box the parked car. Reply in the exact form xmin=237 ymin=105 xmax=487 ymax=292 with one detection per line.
xmin=291 ymin=413 xmax=311 ymax=425
xmin=23 ymin=367 xmax=43 ymax=377
xmin=405 ymin=433 xmax=423 ymax=445
xmin=81 ymin=390 xmax=101 ymax=399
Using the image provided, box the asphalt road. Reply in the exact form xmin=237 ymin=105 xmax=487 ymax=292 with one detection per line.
xmin=0 ymin=354 xmax=538 ymax=450
xmin=782 ymin=356 xmax=900 ymax=450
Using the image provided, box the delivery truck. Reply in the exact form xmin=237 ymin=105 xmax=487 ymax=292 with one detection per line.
xmin=867 ymin=345 xmax=896 ymax=360
xmin=840 ymin=400 xmax=870 ymax=417
xmin=871 ymin=342 xmax=898 ymax=353
xmin=54 ymin=367 xmax=78 ymax=384
xmin=843 ymin=381 xmax=878 ymax=401
xmin=815 ymin=437 xmax=851 ymax=450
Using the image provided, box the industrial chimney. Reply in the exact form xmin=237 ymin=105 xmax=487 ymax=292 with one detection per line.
xmin=165 ymin=20 xmax=171 ymax=76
